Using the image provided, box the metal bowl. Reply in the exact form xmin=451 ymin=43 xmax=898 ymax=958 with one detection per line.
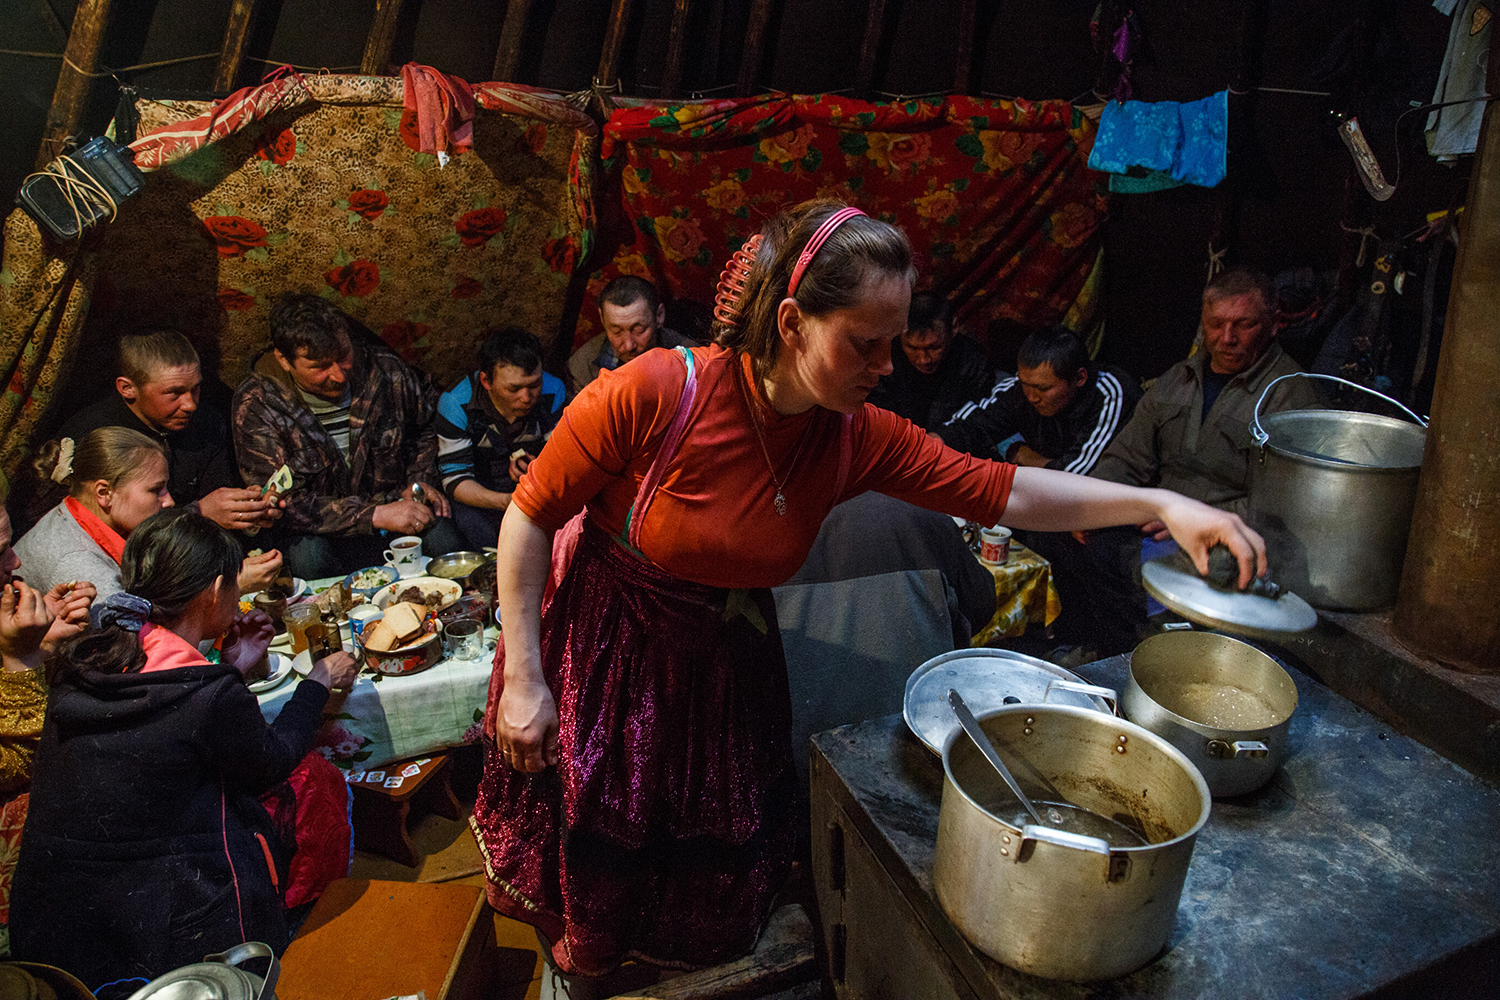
xmin=1123 ymin=631 xmax=1298 ymax=797
xmin=427 ymin=551 xmax=494 ymax=584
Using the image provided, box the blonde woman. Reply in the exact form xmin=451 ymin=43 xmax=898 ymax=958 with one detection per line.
xmin=19 ymin=428 xmax=281 ymax=612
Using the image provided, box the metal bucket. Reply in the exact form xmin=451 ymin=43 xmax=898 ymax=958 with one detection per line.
xmin=1247 ymin=373 xmax=1428 ymax=611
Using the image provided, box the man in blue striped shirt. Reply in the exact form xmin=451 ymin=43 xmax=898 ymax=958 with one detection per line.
xmin=938 ymin=326 xmax=1140 ymax=475
xmin=436 ymin=327 xmax=566 ymax=551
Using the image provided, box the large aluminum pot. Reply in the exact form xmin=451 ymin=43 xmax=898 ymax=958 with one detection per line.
xmin=1124 ymin=632 xmax=1297 ymax=797
xmin=1247 ymin=372 xmax=1427 ymax=610
xmin=933 ymin=704 xmax=1211 ymax=981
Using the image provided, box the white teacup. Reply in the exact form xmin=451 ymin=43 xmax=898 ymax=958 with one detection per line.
xmin=384 ymin=536 xmax=424 ymax=579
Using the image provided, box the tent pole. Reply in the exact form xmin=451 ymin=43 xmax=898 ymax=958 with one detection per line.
xmin=660 ymin=0 xmax=692 ymax=99
xmin=214 ymin=0 xmax=259 ymax=93
xmin=856 ymin=0 xmax=890 ymax=99
xmin=953 ymin=0 xmax=978 ymax=96
xmin=597 ymin=0 xmax=635 ymax=90
xmin=362 ymin=0 xmax=406 ymax=76
xmin=736 ymin=0 xmax=774 ymax=97
xmin=491 ymin=0 xmax=535 ymax=82
xmin=34 ymin=0 xmax=114 ymax=170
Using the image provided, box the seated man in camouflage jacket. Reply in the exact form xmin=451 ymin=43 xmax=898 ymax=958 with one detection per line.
xmin=232 ymin=295 xmax=464 ymax=579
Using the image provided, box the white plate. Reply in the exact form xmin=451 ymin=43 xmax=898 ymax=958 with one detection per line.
xmin=392 ymin=555 xmax=432 ymax=579
xmin=372 ymin=576 xmax=462 ymax=610
xmin=292 ymin=649 xmax=312 ymax=676
xmin=248 ymin=652 xmax=294 ymax=694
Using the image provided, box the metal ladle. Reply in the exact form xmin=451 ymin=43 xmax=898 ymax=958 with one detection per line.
xmin=948 ymin=688 xmax=1045 ymax=826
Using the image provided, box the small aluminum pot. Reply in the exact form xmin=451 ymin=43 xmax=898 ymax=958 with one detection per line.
xmin=1123 ymin=632 xmax=1297 ymax=797
xmin=934 ymin=704 xmax=1211 ymax=981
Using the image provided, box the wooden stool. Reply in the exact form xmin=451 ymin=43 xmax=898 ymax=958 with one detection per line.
xmin=280 ymin=878 xmax=493 ymax=1000
xmin=349 ymin=752 xmax=462 ymax=867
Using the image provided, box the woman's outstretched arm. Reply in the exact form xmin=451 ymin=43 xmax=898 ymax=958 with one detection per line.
xmin=1002 ymin=466 xmax=1267 ymax=588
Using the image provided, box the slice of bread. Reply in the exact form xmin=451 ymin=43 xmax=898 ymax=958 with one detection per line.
xmin=361 ymin=618 xmax=400 ymax=652
xmin=383 ymin=602 xmax=427 ymax=643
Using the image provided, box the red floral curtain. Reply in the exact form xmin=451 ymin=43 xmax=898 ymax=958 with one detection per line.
xmin=577 ymin=93 xmax=1108 ymax=348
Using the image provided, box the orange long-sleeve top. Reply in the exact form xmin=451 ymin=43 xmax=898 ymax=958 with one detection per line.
xmin=513 ymin=345 xmax=1016 ymax=589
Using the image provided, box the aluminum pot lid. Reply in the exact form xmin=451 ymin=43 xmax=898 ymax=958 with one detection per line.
xmin=904 ymin=648 xmax=1111 ymax=754
xmin=1142 ymin=557 xmax=1318 ymax=639
xmin=124 ymin=964 xmax=266 ymax=1000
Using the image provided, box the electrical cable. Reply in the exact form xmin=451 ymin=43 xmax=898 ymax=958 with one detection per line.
xmin=20 ymin=151 xmax=120 ymax=238
xmin=1387 ymin=94 xmax=1500 ymax=193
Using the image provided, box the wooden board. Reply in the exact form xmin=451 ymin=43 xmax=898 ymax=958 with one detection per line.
xmin=281 ymin=878 xmax=492 ymax=1000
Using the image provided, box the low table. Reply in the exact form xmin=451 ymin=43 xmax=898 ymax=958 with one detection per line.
xmin=809 ymin=652 xmax=1500 ymax=998
xmin=970 ymin=540 xmax=1060 ymax=645
xmin=349 ymin=753 xmax=462 ymax=867
xmin=280 ymin=878 xmax=492 ymax=1000
xmin=255 ymin=576 xmax=497 ymax=771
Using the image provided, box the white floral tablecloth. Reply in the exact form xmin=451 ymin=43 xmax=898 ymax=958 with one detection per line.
xmin=254 ymin=577 xmax=495 ymax=772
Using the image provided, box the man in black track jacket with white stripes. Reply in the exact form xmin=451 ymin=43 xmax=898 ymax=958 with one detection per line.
xmin=937 ymin=326 xmax=1141 ymax=475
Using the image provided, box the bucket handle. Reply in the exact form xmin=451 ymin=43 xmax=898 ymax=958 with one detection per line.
xmin=1249 ymin=372 xmax=1429 ymax=449
xmin=205 ymin=941 xmax=280 ymax=1000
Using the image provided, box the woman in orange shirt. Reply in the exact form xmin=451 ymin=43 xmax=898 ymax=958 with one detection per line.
xmin=473 ymin=201 xmax=1265 ymax=986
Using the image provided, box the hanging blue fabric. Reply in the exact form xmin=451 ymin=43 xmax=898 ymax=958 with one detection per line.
xmin=1088 ymin=90 xmax=1228 ymax=190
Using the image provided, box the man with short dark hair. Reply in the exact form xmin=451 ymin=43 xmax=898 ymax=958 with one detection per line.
xmin=866 ymin=292 xmax=993 ymax=430
xmin=436 ymin=327 xmax=567 ymax=550
xmin=58 ymin=330 xmax=283 ymax=587
xmin=940 ymin=326 xmax=1139 ymax=474
xmin=568 ymin=276 xmax=696 ymax=395
xmin=233 ymin=295 xmax=463 ymax=578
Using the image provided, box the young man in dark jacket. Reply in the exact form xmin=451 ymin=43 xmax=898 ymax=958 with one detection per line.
xmin=436 ymin=327 xmax=567 ymax=550
xmin=939 ymin=326 xmax=1140 ymax=475
xmin=866 ymin=292 xmax=994 ymax=431
xmin=232 ymin=295 xmax=463 ymax=578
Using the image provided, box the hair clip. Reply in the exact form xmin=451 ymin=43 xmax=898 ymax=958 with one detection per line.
xmin=712 ymin=233 xmax=764 ymax=329
xmin=100 ymin=591 xmax=153 ymax=632
xmin=51 ymin=437 xmax=75 ymax=484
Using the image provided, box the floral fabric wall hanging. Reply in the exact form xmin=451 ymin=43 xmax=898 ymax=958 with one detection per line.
xmin=0 ymin=72 xmax=595 ymax=485
xmin=580 ymin=93 xmax=1107 ymax=349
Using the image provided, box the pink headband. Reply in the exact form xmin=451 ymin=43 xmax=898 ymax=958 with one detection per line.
xmin=787 ymin=207 xmax=866 ymax=297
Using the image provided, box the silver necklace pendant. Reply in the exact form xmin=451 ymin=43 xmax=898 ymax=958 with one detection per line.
xmin=774 ymin=491 xmax=787 ymax=516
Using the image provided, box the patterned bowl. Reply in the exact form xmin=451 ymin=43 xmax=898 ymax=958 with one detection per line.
xmin=357 ymin=624 xmax=443 ymax=676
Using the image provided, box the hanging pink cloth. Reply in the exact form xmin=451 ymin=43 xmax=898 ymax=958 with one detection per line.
xmin=400 ymin=63 xmax=475 ymax=157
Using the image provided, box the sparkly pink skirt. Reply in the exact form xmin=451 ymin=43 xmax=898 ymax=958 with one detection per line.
xmin=470 ymin=521 xmax=795 ymax=976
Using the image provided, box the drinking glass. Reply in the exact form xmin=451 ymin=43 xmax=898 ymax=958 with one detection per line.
xmin=282 ymin=603 xmax=321 ymax=655
xmin=445 ymin=619 xmax=484 ymax=661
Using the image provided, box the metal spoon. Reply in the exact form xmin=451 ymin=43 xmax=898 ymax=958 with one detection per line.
xmin=948 ymin=688 xmax=1045 ymax=827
